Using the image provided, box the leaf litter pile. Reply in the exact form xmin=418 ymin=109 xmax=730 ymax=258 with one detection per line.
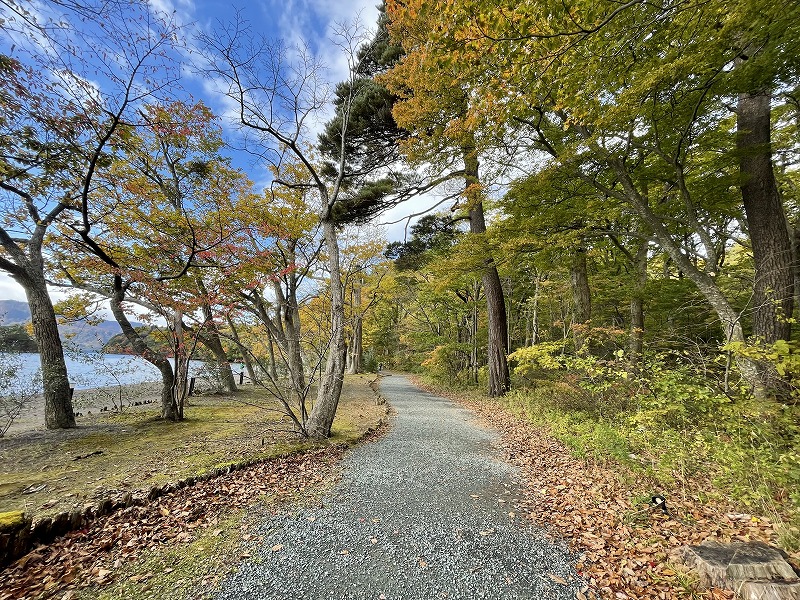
xmin=0 ymin=445 xmax=349 ymax=600
xmin=452 ymin=394 xmax=799 ymax=600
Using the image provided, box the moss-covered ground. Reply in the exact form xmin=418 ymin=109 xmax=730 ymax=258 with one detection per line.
xmin=0 ymin=375 xmax=387 ymax=600
xmin=0 ymin=374 xmax=386 ymax=522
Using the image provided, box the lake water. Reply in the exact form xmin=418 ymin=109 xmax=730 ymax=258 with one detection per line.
xmin=0 ymin=352 xmax=217 ymax=393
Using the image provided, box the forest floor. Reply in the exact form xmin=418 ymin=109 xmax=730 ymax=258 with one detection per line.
xmin=1 ymin=375 xmax=386 ymax=521
xmin=415 ymin=379 xmax=800 ymax=600
xmin=2 ymin=374 xmax=798 ymax=600
xmin=0 ymin=374 xmax=388 ymax=600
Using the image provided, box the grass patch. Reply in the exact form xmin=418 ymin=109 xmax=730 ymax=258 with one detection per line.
xmin=0 ymin=375 xmax=387 ymax=521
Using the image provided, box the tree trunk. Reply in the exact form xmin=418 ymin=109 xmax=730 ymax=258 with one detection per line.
xmin=197 ymin=287 xmax=237 ymax=392
xmin=738 ymin=91 xmax=794 ymax=341
xmin=305 ymin=218 xmax=346 ymax=438
xmin=109 ymin=277 xmax=178 ymax=421
xmin=570 ymin=245 xmax=592 ymax=353
xmin=226 ymin=315 xmax=258 ymax=384
xmin=24 ymin=278 xmax=75 ymax=429
xmin=463 ymin=145 xmax=510 ymax=397
xmin=348 ymin=281 xmax=363 ymax=374
xmin=265 ymin=327 xmax=278 ymax=380
xmin=630 ymin=242 xmax=648 ymax=359
xmin=737 ymin=91 xmax=794 ymax=397
xmin=172 ymin=311 xmax=188 ymax=421
xmin=273 ymin=279 xmax=307 ymax=396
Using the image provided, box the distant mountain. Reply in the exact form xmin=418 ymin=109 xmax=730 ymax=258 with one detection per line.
xmin=0 ymin=299 xmax=138 ymax=351
xmin=0 ymin=300 xmax=32 ymax=325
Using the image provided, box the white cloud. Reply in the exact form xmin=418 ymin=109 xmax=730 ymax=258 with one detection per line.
xmin=0 ymin=273 xmax=28 ymax=303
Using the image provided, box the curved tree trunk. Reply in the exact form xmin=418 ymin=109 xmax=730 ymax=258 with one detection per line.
xmin=109 ymin=277 xmax=178 ymax=421
xmin=306 ymin=218 xmax=347 ymax=438
xmin=23 ymin=277 xmax=75 ymax=429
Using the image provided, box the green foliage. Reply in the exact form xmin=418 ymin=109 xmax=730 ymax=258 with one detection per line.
xmin=508 ymin=342 xmax=564 ymax=377
xmin=502 ymin=348 xmax=800 ymax=543
xmin=0 ymin=324 xmax=37 ymax=352
xmin=421 ymin=343 xmax=473 ymax=385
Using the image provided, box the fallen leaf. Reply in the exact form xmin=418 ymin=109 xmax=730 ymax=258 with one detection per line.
xmin=96 ymin=569 xmax=112 ymax=582
xmin=270 ymin=544 xmax=283 ymax=552
xmin=548 ymin=573 xmax=568 ymax=585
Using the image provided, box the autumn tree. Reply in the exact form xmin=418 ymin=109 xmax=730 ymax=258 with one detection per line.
xmin=384 ymin=0 xmax=800 ymax=394
xmin=54 ymin=101 xmax=245 ymax=421
xmin=0 ymin=1 xmax=180 ymax=428
xmin=381 ymin=7 xmax=512 ymax=396
xmin=201 ymin=16 xmax=397 ymax=437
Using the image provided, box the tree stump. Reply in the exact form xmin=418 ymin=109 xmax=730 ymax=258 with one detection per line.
xmin=682 ymin=541 xmax=800 ymax=600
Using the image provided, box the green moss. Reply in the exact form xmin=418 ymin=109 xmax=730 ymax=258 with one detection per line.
xmin=2 ymin=380 xmax=386 ymax=523
xmin=0 ymin=510 xmax=25 ymax=530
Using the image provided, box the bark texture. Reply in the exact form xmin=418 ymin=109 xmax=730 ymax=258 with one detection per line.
xmin=463 ymin=146 xmax=510 ymax=397
xmin=306 ymin=218 xmax=347 ymax=438
xmin=570 ymin=245 xmax=592 ymax=353
xmin=737 ymin=91 xmax=794 ymax=345
xmin=629 ymin=242 xmax=648 ymax=358
xmin=24 ymin=279 xmax=75 ymax=429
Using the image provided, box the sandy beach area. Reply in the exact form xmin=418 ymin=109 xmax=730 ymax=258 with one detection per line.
xmin=2 ymin=376 xmax=220 ymax=436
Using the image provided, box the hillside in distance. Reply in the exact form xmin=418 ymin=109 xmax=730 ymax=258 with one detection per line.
xmin=0 ymin=299 xmax=137 ymax=351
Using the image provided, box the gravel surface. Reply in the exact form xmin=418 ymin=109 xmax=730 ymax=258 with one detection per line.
xmin=216 ymin=374 xmax=582 ymax=600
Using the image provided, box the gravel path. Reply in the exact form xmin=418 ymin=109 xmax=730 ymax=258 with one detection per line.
xmin=216 ymin=374 xmax=582 ymax=600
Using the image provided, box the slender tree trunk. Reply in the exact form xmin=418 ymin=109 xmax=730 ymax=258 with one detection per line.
xmin=109 ymin=277 xmax=178 ymax=420
xmin=265 ymin=327 xmax=278 ymax=380
xmin=738 ymin=91 xmax=794 ymax=343
xmin=226 ymin=315 xmax=258 ymax=384
xmin=472 ymin=284 xmax=479 ymax=385
xmin=348 ymin=281 xmax=363 ymax=374
xmin=274 ymin=279 xmax=307 ymax=395
xmin=463 ymin=145 xmax=510 ymax=396
xmin=306 ymin=218 xmax=346 ymax=438
xmin=23 ymin=278 xmax=75 ymax=429
xmin=630 ymin=242 xmax=648 ymax=359
xmin=570 ymin=245 xmax=592 ymax=353
xmin=172 ymin=312 xmax=188 ymax=420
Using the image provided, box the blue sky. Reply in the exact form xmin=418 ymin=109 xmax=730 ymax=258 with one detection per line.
xmin=0 ymin=0 xmax=426 ymax=303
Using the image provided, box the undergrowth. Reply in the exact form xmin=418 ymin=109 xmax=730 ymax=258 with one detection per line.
xmin=425 ymin=347 xmax=800 ymax=552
